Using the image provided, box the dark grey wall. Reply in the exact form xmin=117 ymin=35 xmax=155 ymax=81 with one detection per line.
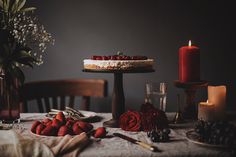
xmin=23 ymin=0 xmax=236 ymax=112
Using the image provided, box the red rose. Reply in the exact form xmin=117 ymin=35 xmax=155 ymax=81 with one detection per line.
xmin=119 ymin=111 xmax=141 ymax=131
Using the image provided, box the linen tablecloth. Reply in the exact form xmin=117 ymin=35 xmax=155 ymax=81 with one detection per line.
xmin=14 ymin=113 xmax=233 ymax=157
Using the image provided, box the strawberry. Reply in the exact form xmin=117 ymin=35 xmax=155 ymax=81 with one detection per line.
xmin=46 ymin=121 xmax=52 ymax=126
xmin=72 ymin=121 xmax=83 ymax=135
xmin=78 ymin=121 xmax=93 ymax=133
xmin=36 ymin=124 xmax=46 ymax=135
xmin=116 ymin=56 xmax=123 ymax=60
xmin=95 ymin=56 xmax=102 ymax=60
xmin=31 ymin=121 xmax=41 ymax=133
xmin=91 ymin=56 xmax=98 ymax=60
xmin=66 ymin=120 xmax=75 ymax=128
xmin=58 ymin=125 xmax=70 ymax=136
xmin=42 ymin=118 xmax=51 ymax=125
xmin=55 ymin=112 xmax=66 ymax=124
xmin=41 ymin=125 xmax=56 ymax=136
xmin=102 ymin=56 xmax=108 ymax=60
xmin=124 ymin=56 xmax=131 ymax=60
xmin=107 ymin=56 xmax=111 ymax=60
xmin=131 ymin=56 xmax=138 ymax=60
xmin=51 ymin=118 xmax=62 ymax=129
xmin=111 ymin=56 xmax=117 ymax=60
xmin=66 ymin=117 xmax=74 ymax=121
xmin=93 ymin=127 xmax=107 ymax=138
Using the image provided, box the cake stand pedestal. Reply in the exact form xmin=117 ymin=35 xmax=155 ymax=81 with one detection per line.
xmin=83 ymin=69 xmax=155 ymax=128
xmin=174 ymin=80 xmax=208 ymax=120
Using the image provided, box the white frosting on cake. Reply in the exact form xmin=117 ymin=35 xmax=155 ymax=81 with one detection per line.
xmin=83 ymin=59 xmax=154 ymax=70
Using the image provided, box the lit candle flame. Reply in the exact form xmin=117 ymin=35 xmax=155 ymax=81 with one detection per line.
xmin=188 ymin=40 xmax=192 ymax=46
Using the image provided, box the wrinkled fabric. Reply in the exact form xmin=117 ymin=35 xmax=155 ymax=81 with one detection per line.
xmin=0 ymin=130 xmax=54 ymax=157
xmin=0 ymin=130 xmax=89 ymax=157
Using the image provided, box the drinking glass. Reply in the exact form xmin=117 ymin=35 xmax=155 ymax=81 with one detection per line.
xmin=145 ymin=82 xmax=167 ymax=111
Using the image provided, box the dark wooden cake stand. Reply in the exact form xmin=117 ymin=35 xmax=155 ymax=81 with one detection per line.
xmin=174 ymin=80 xmax=208 ymax=120
xmin=83 ymin=69 xmax=155 ymax=127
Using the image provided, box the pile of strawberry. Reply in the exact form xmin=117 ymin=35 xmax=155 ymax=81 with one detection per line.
xmin=31 ymin=112 xmax=107 ymax=138
xmin=91 ymin=55 xmax=148 ymax=60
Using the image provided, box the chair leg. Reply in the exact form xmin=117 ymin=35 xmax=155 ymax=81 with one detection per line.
xmin=81 ymin=96 xmax=90 ymax=111
xmin=37 ymin=98 xmax=44 ymax=113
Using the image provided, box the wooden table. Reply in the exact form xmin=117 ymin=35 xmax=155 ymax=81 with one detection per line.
xmin=15 ymin=113 xmax=234 ymax=157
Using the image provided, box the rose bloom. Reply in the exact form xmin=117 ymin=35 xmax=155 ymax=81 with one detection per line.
xmin=119 ymin=111 xmax=141 ymax=131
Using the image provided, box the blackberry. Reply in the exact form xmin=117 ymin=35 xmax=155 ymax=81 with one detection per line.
xmin=147 ymin=128 xmax=171 ymax=143
xmin=163 ymin=128 xmax=171 ymax=134
xmin=151 ymin=135 xmax=159 ymax=142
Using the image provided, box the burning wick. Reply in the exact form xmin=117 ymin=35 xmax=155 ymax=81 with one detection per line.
xmin=188 ymin=40 xmax=192 ymax=47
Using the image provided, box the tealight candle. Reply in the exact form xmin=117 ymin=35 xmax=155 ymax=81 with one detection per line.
xmin=208 ymin=85 xmax=226 ymax=120
xmin=198 ymin=101 xmax=215 ymax=121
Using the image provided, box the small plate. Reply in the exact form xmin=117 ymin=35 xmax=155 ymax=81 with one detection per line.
xmin=186 ymin=130 xmax=232 ymax=149
xmin=45 ymin=110 xmax=97 ymax=120
xmin=77 ymin=110 xmax=97 ymax=120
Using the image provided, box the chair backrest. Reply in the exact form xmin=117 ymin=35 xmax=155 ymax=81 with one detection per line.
xmin=20 ymin=79 xmax=108 ymax=113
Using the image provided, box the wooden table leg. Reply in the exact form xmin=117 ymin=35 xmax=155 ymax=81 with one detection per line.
xmin=103 ymin=73 xmax=125 ymax=127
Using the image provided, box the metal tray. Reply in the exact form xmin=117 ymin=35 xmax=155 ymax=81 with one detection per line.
xmin=186 ymin=130 xmax=233 ymax=149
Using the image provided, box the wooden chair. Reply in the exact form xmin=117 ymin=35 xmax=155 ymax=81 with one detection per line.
xmin=20 ymin=79 xmax=108 ymax=113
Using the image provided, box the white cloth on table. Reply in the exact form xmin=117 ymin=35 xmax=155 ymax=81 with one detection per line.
xmin=13 ymin=113 xmax=235 ymax=157
xmin=0 ymin=130 xmax=89 ymax=157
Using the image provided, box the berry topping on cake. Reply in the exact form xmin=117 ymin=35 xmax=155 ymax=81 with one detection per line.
xmin=101 ymin=56 xmax=107 ymax=60
xmin=90 ymin=55 xmax=148 ymax=60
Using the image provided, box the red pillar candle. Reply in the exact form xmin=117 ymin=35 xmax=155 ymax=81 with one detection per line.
xmin=179 ymin=40 xmax=200 ymax=82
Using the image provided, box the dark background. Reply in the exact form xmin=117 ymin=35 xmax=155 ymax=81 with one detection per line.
xmin=22 ymin=0 xmax=235 ymax=112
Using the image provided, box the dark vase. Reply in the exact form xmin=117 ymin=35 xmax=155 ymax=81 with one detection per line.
xmin=0 ymin=29 xmax=11 ymax=43
xmin=0 ymin=69 xmax=20 ymax=123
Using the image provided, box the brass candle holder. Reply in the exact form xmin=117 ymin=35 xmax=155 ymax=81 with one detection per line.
xmin=174 ymin=80 xmax=208 ymax=119
xmin=173 ymin=94 xmax=184 ymax=124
